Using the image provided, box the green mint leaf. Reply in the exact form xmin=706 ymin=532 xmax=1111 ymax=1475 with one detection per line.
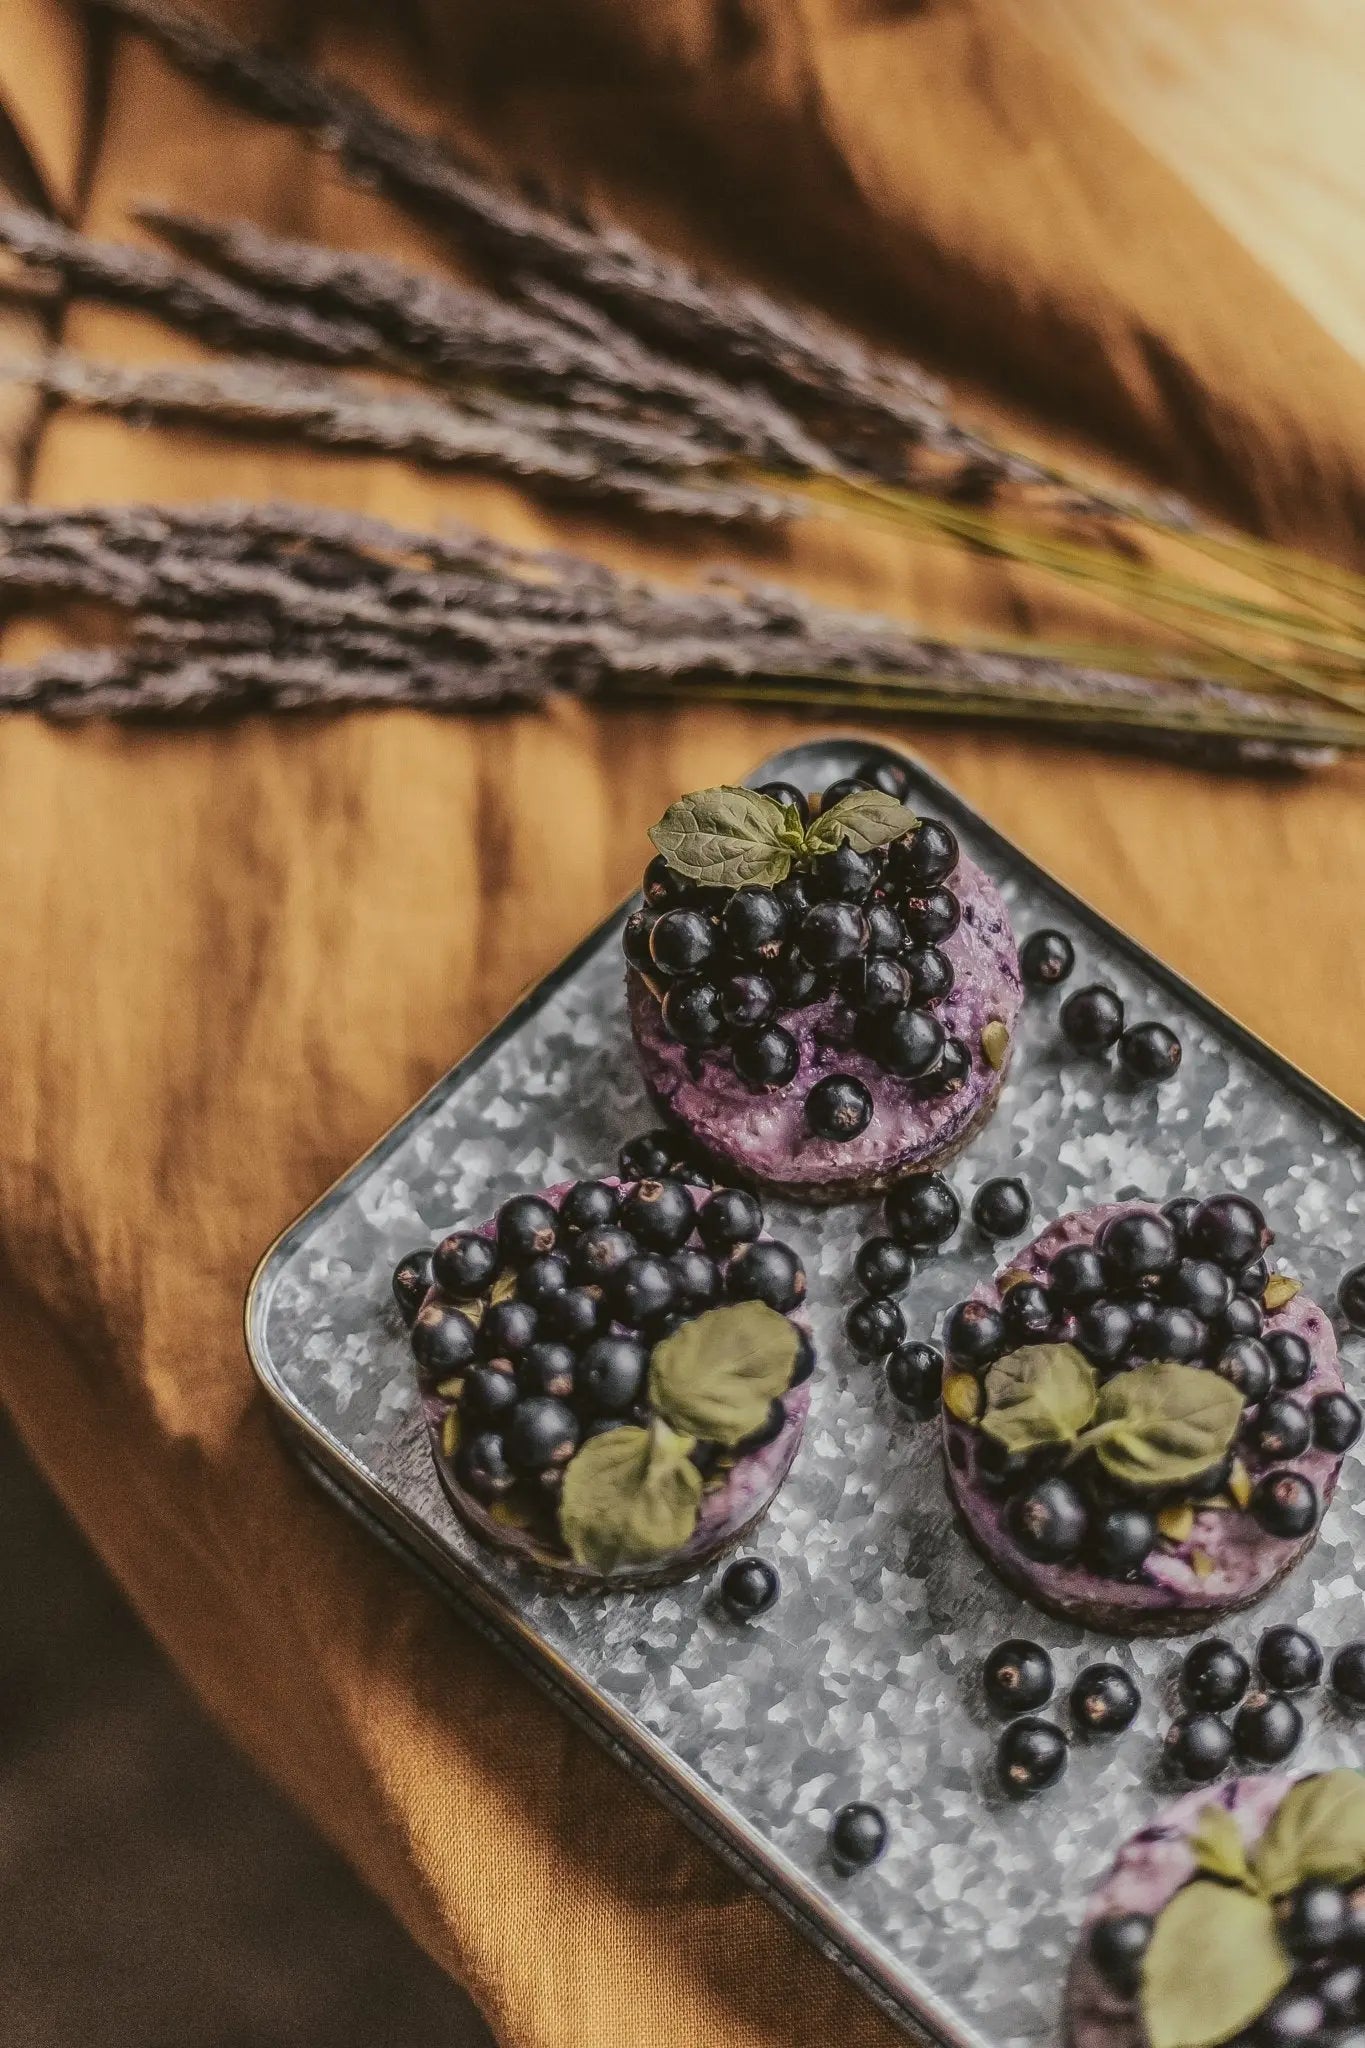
xmin=558 ymin=1418 xmax=702 ymax=1574
xmin=648 ymin=785 xmax=792 ymax=888
xmin=980 ymin=1343 xmax=1098 ymax=1455
xmin=1142 ymin=1881 xmax=1290 ymax=2048
xmin=1251 ymin=1771 xmax=1365 ymax=1899
xmin=1189 ymin=1805 xmax=1258 ymax=1892
xmin=648 ymin=1299 xmax=799 ymax=1446
xmin=803 ymin=788 xmax=918 ymax=857
xmin=1084 ymin=1361 xmax=1243 ymax=1490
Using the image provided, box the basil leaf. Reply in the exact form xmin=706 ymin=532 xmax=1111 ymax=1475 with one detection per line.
xmin=649 ymin=1299 xmax=799 ymax=1446
xmin=1252 ymin=1771 xmax=1365 ymax=1898
xmin=558 ymin=1419 xmax=703 ymax=1574
xmin=980 ymin=1343 xmax=1098 ymax=1454
xmin=1086 ymin=1361 xmax=1243 ymax=1490
xmin=1189 ymin=1804 xmax=1256 ymax=1892
xmin=803 ymin=788 xmax=918 ymax=857
xmin=1142 ymin=1881 xmax=1290 ymax=2048
xmin=649 ymin=785 xmax=793 ymax=888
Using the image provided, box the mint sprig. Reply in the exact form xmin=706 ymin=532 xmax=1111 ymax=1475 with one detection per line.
xmin=649 ymin=784 xmax=917 ymax=890
xmin=978 ymin=1346 xmax=1243 ymax=1491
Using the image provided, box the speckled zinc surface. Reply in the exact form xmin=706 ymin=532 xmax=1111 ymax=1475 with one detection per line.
xmin=247 ymin=741 xmax=1365 ymax=2048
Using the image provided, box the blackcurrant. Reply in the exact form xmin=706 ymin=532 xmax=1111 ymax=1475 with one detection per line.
xmin=885 ymin=1341 xmax=943 ymax=1415
xmin=1248 ymin=1395 xmax=1312 ymax=1461
xmin=1060 ymin=985 xmax=1125 ymax=1054
xmin=1049 ymin=1245 xmax=1107 ymax=1308
xmin=670 ymin=1248 xmax=722 ymax=1311
xmin=617 ymin=1130 xmax=676 ymax=1180
xmin=1330 ymin=1642 xmax=1365 ymax=1706
xmin=1167 ymin=1257 xmax=1234 ymax=1322
xmin=866 ymin=902 xmax=906 ymax=955
xmin=805 ymin=1074 xmax=873 ymax=1141
xmin=540 ymin=1285 xmax=607 ymax=1344
xmin=516 ymin=1252 xmax=571 ymax=1310
xmin=720 ymin=972 xmax=778 ymax=1032
xmin=649 ymin=907 xmax=716 ymax=977
xmin=559 ymin=1179 xmax=617 ymax=1234
xmin=1088 ymin=1914 xmax=1153 ymax=1996
xmin=392 ymin=1246 xmax=434 ymax=1322
xmin=1341 ymin=1265 xmax=1365 ymax=1330
xmin=982 ymin=1638 xmax=1054 ymax=1716
xmin=1313 ymin=1391 xmax=1363 ymax=1452
xmin=611 ymin=1254 xmax=678 ymax=1327
xmin=1162 ymin=1195 xmax=1200 ymax=1244
xmin=875 ymin=1007 xmax=946 ymax=1079
xmin=725 ymin=1239 xmax=805 ymax=1313
xmin=412 ymin=1301 xmax=479 ymax=1382
xmin=455 ymin=1430 xmax=515 ymax=1501
xmin=1276 ymin=1881 xmax=1349 ymax=1957
xmin=1008 ymin=1475 xmax=1089 ymax=1562
xmin=1180 ymin=1639 xmax=1249 ymax=1712
xmin=900 ymin=887 xmax=961 ymax=945
xmin=1257 ymin=1624 xmax=1322 ymax=1692
xmin=642 ymin=853 xmax=690 ymax=908
xmin=798 ymin=901 xmax=869 ymax=970
xmin=902 ymin=944 xmax=955 ymax=1007
xmin=1265 ymin=1330 xmax=1313 ymax=1389
xmin=722 ymin=886 xmax=788 ymax=960
xmin=1002 ymin=1281 xmax=1053 ymax=1346
xmin=734 ymin=1024 xmax=800 ymax=1089
xmin=622 ymin=907 xmax=656 ymax=972
xmin=577 ymin=1335 xmax=648 ymax=1416
xmin=943 ymin=1299 xmax=1006 ymax=1369
xmin=1187 ymin=1193 xmax=1271 ymax=1273
xmin=1098 ymin=1210 xmax=1178 ymax=1290
xmin=855 ymin=1236 xmax=914 ymax=1298
xmin=829 ymin=1801 xmax=888 ymax=1869
xmin=770 ymin=951 xmax=822 ymax=1006
xmin=1164 ymin=1710 xmax=1233 ymax=1782
xmin=1070 ymin=1663 xmax=1141 ymax=1737
xmin=846 ymin=1295 xmax=906 ymax=1359
xmin=506 ymin=1396 xmax=580 ymax=1474
xmin=890 ymin=820 xmax=959 ymax=889
xmin=1239 ymin=1253 xmax=1271 ymax=1298
xmin=1089 ymin=1505 xmax=1156 ymax=1578
xmin=496 ymin=1194 xmax=560 ymax=1265
xmin=619 ymin=1177 xmax=696 ymax=1253
xmin=920 ymin=1038 xmax=971 ymax=1094
xmin=818 ymin=776 xmax=872 ymax=811
xmin=1250 ymin=1472 xmax=1318 ymax=1539
xmin=480 ymin=1298 xmax=540 ymax=1362
xmin=1076 ymin=1300 xmax=1134 ymax=1368
xmin=517 ymin=1341 xmax=578 ymax=1402
xmin=720 ymin=1556 xmax=780 ymax=1619
xmin=972 ymin=1177 xmax=1032 ymax=1241
xmin=817 ymin=844 xmax=878 ymax=902
xmin=1132 ymin=1303 xmax=1206 ymax=1363
xmin=697 ymin=1188 xmax=764 ymax=1254
xmin=1119 ymin=1022 xmax=1183 ymax=1081
xmin=1213 ymin=1338 xmax=1274 ymax=1405
xmin=996 ymin=1717 xmax=1068 ymax=1796
xmin=755 ymin=779 xmax=808 ymax=821
xmin=461 ymin=1362 xmax=520 ymax=1425
xmin=1020 ymin=928 xmax=1076 ymax=989
xmin=847 ymin=956 xmax=913 ymax=1015
xmin=431 ymin=1230 xmax=498 ymax=1299
xmin=1233 ymin=1689 xmax=1303 ymax=1762
xmin=1214 ymin=1293 xmax=1264 ymax=1344
xmin=886 ymin=1174 xmax=961 ymax=1249
xmin=661 ymin=977 xmax=726 ymax=1049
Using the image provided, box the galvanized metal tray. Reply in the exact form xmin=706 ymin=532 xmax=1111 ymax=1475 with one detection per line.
xmin=245 ymin=738 xmax=1365 ymax=2048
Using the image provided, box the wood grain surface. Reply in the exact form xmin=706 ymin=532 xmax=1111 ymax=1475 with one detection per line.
xmin=0 ymin=6 xmax=1361 ymax=2048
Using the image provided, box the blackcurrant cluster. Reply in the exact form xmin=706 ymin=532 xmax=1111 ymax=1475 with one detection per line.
xmin=624 ymin=764 xmax=972 ymax=1135
xmin=394 ymin=1155 xmax=810 ymax=1543
xmin=1089 ymin=1839 xmax=1365 ymax=2044
xmin=1058 ymin=979 xmax=1184 ymax=1081
xmin=844 ymin=1171 xmax=958 ymax=1401
xmin=982 ymin=1637 xmax=1141 ymax=1795
xmin=943 ymin=1194 xmax=1360 ymax=1580
xmin=1165 ymin=1625 xmax=1365 ymax=1784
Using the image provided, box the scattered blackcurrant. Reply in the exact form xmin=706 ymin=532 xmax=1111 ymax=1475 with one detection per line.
xmin=829 ymin=1801 xmax=888 ymax=1869
xmin=1232 ymin=1689 xmax=1303 ymax=1763
xmin=972 ymin=1177 xmax=1032 ymax=1241
xmin=885 ymin=1340 xmax=943 ymax=1415
xmin=982 ymin=1639 xmax=1054 ymax=1717
xmin=720 ymin=1556 xmax=780 ymax=1620
xmin=1257 ymin=1624 xmax=1322 ymax=1693
xmin=1020 ymin=929 xmax=1075 ymax=989
xmin=1165 ymin=1710 xmax=1233 ymax=1782
xmin=1179 ymin=1638 xmax=1249 ymax=1713
xmin=1061 ymin=985 xmax=1125 ymax=1055
xmin=996 ymin=1717 xmax=1067 ymax=1796
xmin=1119 ymin=1022 xmax=1183 ymax=1081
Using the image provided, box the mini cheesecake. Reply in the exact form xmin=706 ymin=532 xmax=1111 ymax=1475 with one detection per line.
xmin=624 ymin=763 xmax=1021 ymax=1200
xmin=394 ymin=1175 xmax=812 ymax=1590
xmin=1066 ymin=1771 xmax=1365 ymax=2048
xmin=940 ymin=1195 xmax=1354 ymax=1634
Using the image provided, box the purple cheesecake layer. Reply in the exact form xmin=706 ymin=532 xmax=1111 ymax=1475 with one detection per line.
xmin=943 ymin=1203 xmax=1346 ymax=1634
xmin=628 ymin=850 xmax=1021 ymax=1197
xmin=1064 ymin=1775 xmax=1294 ymax=2048
xmin=419 ymin=1177 xmax=811 ymax=1591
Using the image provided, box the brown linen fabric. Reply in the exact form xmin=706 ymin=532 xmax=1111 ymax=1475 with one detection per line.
xmin=1 ymin=5 xmax=1363 ymax=2045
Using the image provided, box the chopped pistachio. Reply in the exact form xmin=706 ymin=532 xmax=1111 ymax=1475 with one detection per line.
xmin=1189 ymin=1548 xmax=1216 ymax=1578
xmin=1263 ymin=1274 xmax=1302 ymax=1312
xmin=981 ymin=1019 xmax=1010 ymax=1071
xmin=441 ymin=1410 xmax=461 ymax=1459
xmin=943 ymin=1370 xmax=983 ymax=1424
xmin=1157 ymin=1502 xmax=1196 ymax=1543
xmin=1228 ymin=1458 xmax=1254 ymax=1509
